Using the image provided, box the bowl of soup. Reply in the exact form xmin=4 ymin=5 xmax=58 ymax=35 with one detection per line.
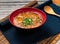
xmin=9 ymin=7 xmax=46 ymax=29
xmin=52 ymin=0 xmax=60 ymax=7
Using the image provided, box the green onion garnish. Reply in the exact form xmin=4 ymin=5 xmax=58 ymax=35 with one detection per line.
xmin=22 ymin=18 xmax=33 ymax=26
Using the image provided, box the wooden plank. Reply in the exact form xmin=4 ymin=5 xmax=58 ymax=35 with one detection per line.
xmin=51 ymin=33 xmax=60 ymax=44
xmin=0 ymin=0 xmax=48 ymax=3
xmin=0 ymin=0 xmax=37 ymax=23
xmin=36 ymin=36 xmax=53 ymax=44
xmin=0 ymin=31 xmax=10 ymax=44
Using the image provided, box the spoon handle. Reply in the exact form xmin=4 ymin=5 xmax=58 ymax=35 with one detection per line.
xmin=54 ymin=14 xmax=60 ymax=17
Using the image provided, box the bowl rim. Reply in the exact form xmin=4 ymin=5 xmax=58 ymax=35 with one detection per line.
xmin=9 ymin=7 xmax=46 ymax=30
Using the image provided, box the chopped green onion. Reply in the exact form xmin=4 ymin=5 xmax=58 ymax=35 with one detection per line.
xmin=22 ymin=18 xmax=33 ymax=26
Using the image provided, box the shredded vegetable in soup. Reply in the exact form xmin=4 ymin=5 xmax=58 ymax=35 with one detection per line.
xmin=13 ymin=12 xmax=43 ymax=29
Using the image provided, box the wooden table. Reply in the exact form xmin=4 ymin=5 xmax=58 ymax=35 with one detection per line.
xmin=0 ymin=0 xmax=60 ymax=44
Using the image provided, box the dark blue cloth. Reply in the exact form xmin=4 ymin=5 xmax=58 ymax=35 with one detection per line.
xmin=0 ymin=0 xmax=60 ymax=44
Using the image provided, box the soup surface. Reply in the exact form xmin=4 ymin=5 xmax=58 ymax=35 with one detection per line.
xmin=13 ymin=12 xmax=43 ymax=29
xmin=52 ymin=0 xmax=60 ymax=6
